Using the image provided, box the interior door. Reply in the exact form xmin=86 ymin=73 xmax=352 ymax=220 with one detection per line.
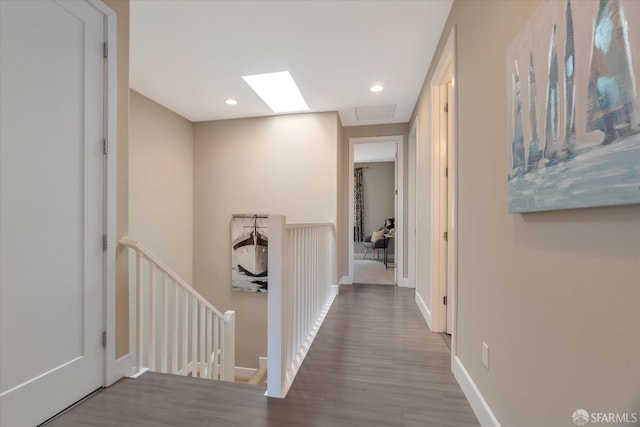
xmin=0 ymin=1 xmax=105 ymax=425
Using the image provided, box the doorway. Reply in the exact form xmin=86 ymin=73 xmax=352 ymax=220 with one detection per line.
xmin=429 ymin=28 xmax=458 ymax=348
xmin=348 ymin=136 xmax=404 ymax=287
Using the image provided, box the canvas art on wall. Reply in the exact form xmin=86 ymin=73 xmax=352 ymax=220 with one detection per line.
xmin=231 ymin=214 xmax=268 ymax=292
xmin=507 ymin=0 xmax=640 ymax=213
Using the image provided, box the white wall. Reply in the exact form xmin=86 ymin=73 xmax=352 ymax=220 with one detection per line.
xmin=193 ymin=112 xmax=339 ymax=368
xmin=411 ymin=1 xmax=640 ymax=425
xmin=129 ymin=90 xmax=194 ymax=282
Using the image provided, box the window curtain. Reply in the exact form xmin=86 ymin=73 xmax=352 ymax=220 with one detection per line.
xmin=354 ymin=167 xmax=365 ymax=242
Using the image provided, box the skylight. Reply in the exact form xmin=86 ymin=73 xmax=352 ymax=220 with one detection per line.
xmin=242 ymin=71 xmax=309 ymax=113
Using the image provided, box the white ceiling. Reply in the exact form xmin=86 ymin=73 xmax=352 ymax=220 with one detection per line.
xmin=130 ymin=0 xmax=453 ymax=126
xmin=354 ymin=142 xmax=397 ymax=163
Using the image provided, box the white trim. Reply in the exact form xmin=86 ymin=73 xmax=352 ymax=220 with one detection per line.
xmin=87 ymin=0 xmax=120 ymax=388
xmin=348 ymin=135 xmax=404 ymax=286
xmin=428 ymin=26 xmax=458 ymax=347
xmin=113 ymin=353 xmax=136 ymax=378
xmin=234 ymin=366 xmax=258 ymax=381
xmin=407 ymin=119 xmax=418 ymax=291
xmin=453 ymin=356 xmax=501 ymax=427
xmin=397 ymin=278 xmax=410 ymax=288
xmin=341 ymin=275 xmax=352 ymax=285
xmin=259 ymin=357 xmax=268 ymax=370
xmin=125 ymin=365 xmax=149 ymax=379
xmin=415 ymin=291 xmax=432 ymax=330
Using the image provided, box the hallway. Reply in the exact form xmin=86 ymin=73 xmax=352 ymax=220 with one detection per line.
xmin=48 ymin=285 xmax=479 ymax=426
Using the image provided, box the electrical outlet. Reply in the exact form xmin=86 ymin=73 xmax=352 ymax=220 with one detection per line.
xmin=482 ymin=341 xmax=489 ymax=369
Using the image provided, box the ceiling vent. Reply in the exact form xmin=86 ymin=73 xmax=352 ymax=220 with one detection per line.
xmin=355 ymin=104 xmax=396 ymax=121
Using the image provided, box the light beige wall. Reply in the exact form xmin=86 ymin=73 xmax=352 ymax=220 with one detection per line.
xmin=129 ymin=90 xmax=194 ymax=282
xmin=354 ymin=162 xmax=395 ymax=254
xmin=102 ymin=0 xmax=130 ymax=357
xmin=342 ymin=124 xmax=410 ymax=276
xmin=194 ymin=112 xmax=339 ymax=368
xmin=412 ymin=1 xmax=640 ymax=425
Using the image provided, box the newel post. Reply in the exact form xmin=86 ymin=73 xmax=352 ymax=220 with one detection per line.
xmin=222 ymin=310 xmax=235 ymax=381
xmin=267 ymin=214 xmax=287 ymax=398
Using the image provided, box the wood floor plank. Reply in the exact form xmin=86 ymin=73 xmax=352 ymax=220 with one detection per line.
xmin=47 ymin=284 xmax=479 ymax=427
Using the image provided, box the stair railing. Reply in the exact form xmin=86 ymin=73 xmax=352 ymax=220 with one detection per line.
xmin=121 ymin=238 xmax=235 ymax=382
xmin=267 ymin=217 xmax=338 ymax=398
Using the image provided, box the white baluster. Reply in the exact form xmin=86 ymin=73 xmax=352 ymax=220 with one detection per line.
xmin=213 ymin=315 xmax=219 ymax=380
xmin=136 ymin=251 xmax=143 ymax=372
xmin=191 ymin=297 xmax=198 ymax=377
xmin=182 ymin=290 xmax=188 ymax=375
xmin=172 ymin=283 xmax=179 ymax=374
xmin=222 ymin=310 xmax=235 ymax=382
xmin=162 ymin=273 xmax=168 ymax=372
xmin=206 ymin=310 xmax=212 ymax=379
xmin=149 ymin=266 xmax=156 ymax=371
xmin=199 ymin=303 xmax=205 ymax=378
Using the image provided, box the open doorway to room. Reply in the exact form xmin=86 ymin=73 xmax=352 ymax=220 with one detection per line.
xmin=348 ymin=136 xmax=404 ymax=286
xmin=353 ymin=149 xmax=395 ymax=285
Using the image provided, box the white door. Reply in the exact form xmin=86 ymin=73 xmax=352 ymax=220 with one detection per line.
xmin=0 ymin=1 xmax=105 ymax=425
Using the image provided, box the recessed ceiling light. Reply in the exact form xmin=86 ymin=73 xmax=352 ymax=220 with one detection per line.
xmin=225 ymin=98 xmax=238 ymax=105
xmin=370 ymin=84 xmax=384 ymax=93
xmin=242 ymin=71 xmax=309 ymax=113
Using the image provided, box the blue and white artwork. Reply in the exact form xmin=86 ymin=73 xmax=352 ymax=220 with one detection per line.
xmin=507 ymin=0 xmax=640 ymax=213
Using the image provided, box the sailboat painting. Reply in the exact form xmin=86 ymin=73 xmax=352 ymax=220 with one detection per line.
xmin=507 ymin=0 xmax=640 ymax=213
xmin=231 ymin=214 xmax=268 ymax=292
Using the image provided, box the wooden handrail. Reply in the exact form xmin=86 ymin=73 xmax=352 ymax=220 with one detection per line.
xmin=120 ymin=238 xmax=227 ymax=321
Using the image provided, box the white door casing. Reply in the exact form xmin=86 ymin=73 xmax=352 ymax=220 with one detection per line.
xmin=408 ymin=120 xmax=417 ymax=289
xmin=428 ymin=27 xmax=458 ymax=352
xmin=446 ymin=81 xmax=454 ymax=335
xmin=0 ymin=1 xmax=107 ymax=425
xmin=348 ymin=136 xmax=404 ymax=286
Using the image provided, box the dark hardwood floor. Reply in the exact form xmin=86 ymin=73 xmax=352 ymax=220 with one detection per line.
xmin=47 ymin=284 xmax=479 ymax=427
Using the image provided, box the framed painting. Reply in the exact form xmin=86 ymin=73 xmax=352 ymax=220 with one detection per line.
xmin=507 ymin=0 xmax=640 ymax=213
xmin=231 ymin=214 xmax=268 ymax=292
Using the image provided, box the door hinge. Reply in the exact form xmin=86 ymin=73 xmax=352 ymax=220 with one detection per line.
xmin=443 ymin=231 xmax=448 ymax=241
xmin=444 ymin=103 xmax=449 ymax=113
xmin=103 ymin=138 xmax=108 ymax=155
xmin=102 ymin=235 xmax=108 ymax=251
xmin=445 ymin=167 xmax=448 ymax=177
xmin=102 ymin=331 xmax=107 ymax=348
xmin=443 ymin=296 xmax=448 ymax=305
xmin=103 ymin=42 xmax=108 ymax=58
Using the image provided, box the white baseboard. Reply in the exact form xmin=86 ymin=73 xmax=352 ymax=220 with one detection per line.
xmin=397 ymin=277 xmax=410 ymax=287
xmin=108 ymin=352 xmax=136 ymax=385
xmin=415 ymin=291 xmax=432 ymax=330
xmin=453 ymin=356 xmax=501 ymax=427
xmin=259 ymin=357 xmax=268 ymax=370
xmin=235 ymin=366 xmax=257 ymax=381
xmin=125 ymin=367 xmax=149 ymax=379
xmin=341 ymin=275 xmax=352 ymax=285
